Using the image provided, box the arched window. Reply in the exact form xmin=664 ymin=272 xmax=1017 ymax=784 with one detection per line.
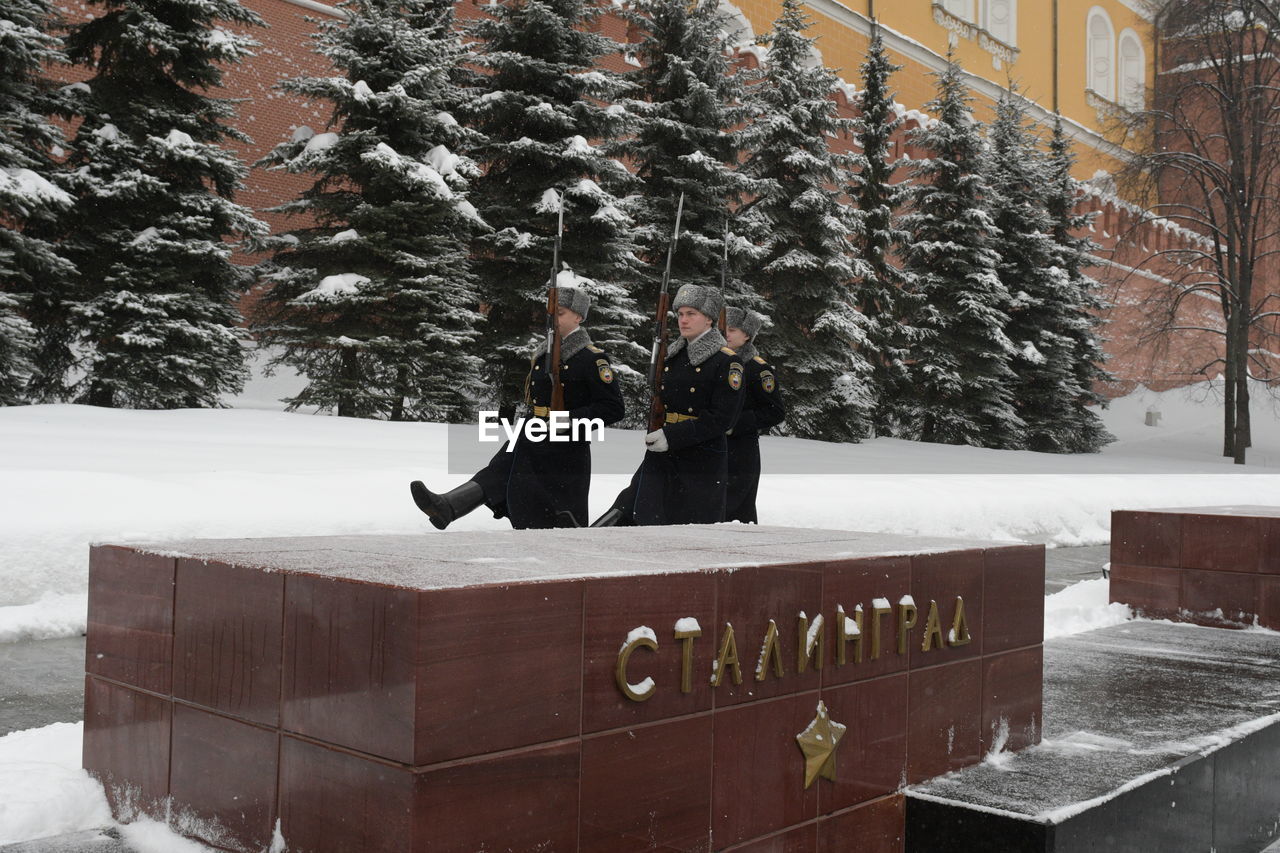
xmin=944 ymin=0 xmax=975 ymax=22
xmin=1087 ymin=7 xmax=1115 ymax=100
xmin=984 ymin=0 xmax=1016 ymax=46
xmin=1118 ymin=28 xmax=1145 ymax=110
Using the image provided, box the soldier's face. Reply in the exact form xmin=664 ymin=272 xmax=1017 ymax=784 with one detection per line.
xmin=677 ymin=307 xmax=713 ymax=339
xmin=726 ymin=327 xmax=749 ymax=349
xmin=556 ymin=307 xmax=582 ymax=337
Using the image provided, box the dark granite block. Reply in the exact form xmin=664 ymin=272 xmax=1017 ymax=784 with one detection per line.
xmin=582 ymin=572 xmax=718 ymax=733
xmin=282 ymin=574 xmax=417 ymax=763
xmin=82 ymin=676 xmax=170 ymax=817
xmin=415 ymin=580 xmax=583 ymax=764
xmin=712 ymin=694 xmax=821 ymax=848
xmin=580 ymin=716 xmax=713 ymax=852
xmin=1212 ymin=722 xmax=1280 ymax=853
xmin=904 ymin=796 xmax=1047 ymax=853
xmin=1182 ymin=514 xmax=1260 ymax=573
xmin=722 ymin=823 xmax=817 ymax=852
xmin=1180 ymin=569 xmax=1257 ymax=625
xmin=1111 ymin=510 xmax=1182 ymax=568
xmin=819 ymin=795 xmax=904 ymax=853
xmin=714 ymin=566 xmax=824 ymax=707
xmin=908 ymin=550 xmax=984 ymax=668
xmin=906 ymin=660 xmax=982 ymax=785
xmin=414 ymin=740 xmax=581 ymax=852
xmin=278 ymin=735 xmax=413 ymax=853
xmin=981 ymin=646 xmax=1043 ymax=754
xmin=820 ymin=557 xmax=912 ymax=686
xmin=981 ymin=545 xmax=1045 ymax=655
xmin=1109 ymin=563 xmax=1181 ymax=617
xmin=86 ymin=546 xmax=175 ymax=694
xmin=818 ymin=675 xmax=908 ymax=814
xmin=169 ymin=703 xmax=278 ymax=853
xmin=173 ymin=558 xmax=283 ymax=726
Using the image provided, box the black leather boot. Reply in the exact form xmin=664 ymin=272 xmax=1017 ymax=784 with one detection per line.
xmin=410 ymin=480 xmax=484 ymax=531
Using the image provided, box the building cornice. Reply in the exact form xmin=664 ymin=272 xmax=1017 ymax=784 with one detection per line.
xmin=804 ymin=0 xmax=1134 ymax=164
xmin=276 ymin=0 xmax=345 ymax=19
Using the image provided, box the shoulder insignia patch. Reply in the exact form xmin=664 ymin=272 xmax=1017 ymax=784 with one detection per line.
xmin=721 ymin=346 xmax=737 ymax=355
xmin=597 ymin=359 xmax=614 ymax=383
xmin=728 ymin=363 xmax=744 ymax=391
xmin=761 ymin=370 xmax=776 ymax=393
xmin=753 ymin=355 xmax=766 ymax=364
xmin=587 ymin=345 xmax=604 ymax=354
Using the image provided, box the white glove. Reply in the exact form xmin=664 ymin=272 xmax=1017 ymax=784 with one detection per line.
xmin=645 ymin=428 xmax=669 ymax=453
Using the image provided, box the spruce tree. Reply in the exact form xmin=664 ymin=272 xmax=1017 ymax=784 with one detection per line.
xmin=463 ymin=0 xmax=645 ymax=417
xmin=849 ymin=23 xmax=918 ymax=436
xmin=615 ymin=0 xmax=758 ymax=315
xmin=1043 ymin=114 xmax=1113 ymax=451
xmin=0 ymin=0 xmax=74 ymax=403
xmin=900 ymin=58 xmax=1024 ymax=449
xmin=54 ymin=0 xmax=266 ymax=408
xmin=739 ymin=0 xmax=872 ymax=441
xmin=254 ymin=0 xmax=485 ymax=420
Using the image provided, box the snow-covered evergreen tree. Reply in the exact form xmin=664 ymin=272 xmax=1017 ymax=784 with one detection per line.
xmin=900 ymin=57 xmax=1024 ymax=449
xmin=849 ymin=22 xmax=918 ymax=435
xmin=253 ymin=0 xmax=485 ymax=421
xmin=615 ymin=0 xmax=758 ymax=314
xmin=53 ymin=0 xmax=266 ymax=408
xmin=463 ymin=0 xmax=645 ymax=416
xmin=0 ymin=0 xmax=74 ymax=404
xmin=739 ymin=0 xmax=872 ymax=441
xmin=1043 ymin=114 xmax=1113 ymax=451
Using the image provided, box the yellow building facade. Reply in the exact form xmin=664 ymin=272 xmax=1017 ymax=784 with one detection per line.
xmin=727 ymin=0 xmax=1154 ymax=181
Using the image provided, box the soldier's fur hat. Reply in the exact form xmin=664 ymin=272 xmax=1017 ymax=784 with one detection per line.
xmin=555 ymin=286 xmax=591 ymax=321
xmin=673 ymin=284 xmax=723 ymax=321
xmin=725 ymin=306 xmax=764 ymax=340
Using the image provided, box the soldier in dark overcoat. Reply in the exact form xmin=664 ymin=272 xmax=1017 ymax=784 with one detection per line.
xmin=410 ymin=286 xmax=624 ymax=529
xmin=723 ymin=307 xmax=785 ymax=523
xmin=592 ymin=284 xmax=743 ymax=526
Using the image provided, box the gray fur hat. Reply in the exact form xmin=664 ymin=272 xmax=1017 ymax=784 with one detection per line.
xmin=555 ymin=286 xmax=591 ymax=321
xmin=672 ymin=284 xmax=723 ymax=321
xmin=725 ymin=306 xmax=764 ymax=340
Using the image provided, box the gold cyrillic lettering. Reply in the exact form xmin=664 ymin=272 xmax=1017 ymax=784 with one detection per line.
xmin=897 ymin=599 xmax=918 ymax=656
xmin=756 ymin=619 xmax=785 ymax=681
xmin=674 ymin=624 xmax=702 ymax=694
xmin=615 ymin=633 xmax=657 ymax=702
xmin=712 ymin=623 xmax=742 ymax=687
xmin=921 ymin=599 xmax=946 ymax=652
xmin=836 ymin=604 xmax=863 ymax=665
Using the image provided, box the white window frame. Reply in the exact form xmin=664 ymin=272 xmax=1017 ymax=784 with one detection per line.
xmin=983 ymin=0 xmax=1016 ymax=47
xmin=1117 ymin=28 xmax=1145 ymax=110
xmin=943 ymin=0 xmax=975 ymax=23
xmin=1087 ymin=7 xmax=1116 ymax=101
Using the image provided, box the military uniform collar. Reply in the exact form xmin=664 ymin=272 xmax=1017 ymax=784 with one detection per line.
xmin=668 ymin=328 xmax=728 ymax=366
xmin=734 ymin=341 xmax=758 ymax=363
xmin=533 ymin=326 xmax=593 ymax=362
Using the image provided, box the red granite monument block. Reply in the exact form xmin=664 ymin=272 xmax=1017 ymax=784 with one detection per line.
xmin=909 ymin=549 xmax=984 ymax=668
xmin=414 ymin=741 xmax=581 ymax=852
xmin=818 ymin=674 xmax=908 ymax=815
xmin=722 ymin=823 xmax=817 ymax=852
xmin=414 ymin=579 xmax=583 ymax=765
xmin=817 ymin=795 xmax=904 ymax=853
xmin=1261 ymin=518 xmax=1280 ymax=574
xmin=715 ymin=566 xmax=824 ymax=707
xmin=582 ymin=572 xmax=718 ymax=733
xmin=906 ymin=659 xmax=982 ymax=784
xmin=82 ymin=676 xmax=170 ymax=815
xmin=282 ymin=573 xmax=418 ymax=763
xmin=712 ymin=694 xmax=822 ymax=847
xmin=1259 ymin=576 xmax=1280 ymax=630
xmin=1181 ymin=513 xmax=1261 ymax=572
xmin=1112 ymin=510 xmax=1182 ymax=568
xmin=981 ymin=545 xmax=1045 ymax=655
xmin=173 ymin=558 xmax=283 ymax=727
xmin=821 ymin=556 xmax=912 ymax=686
xmin=278 ymin=735 xmax=413 ymax=853
xmin=169 ymin=703 xmax=278 ymax=852
xmin=981 ymin=646 xmax=1043 ymax=753
xmin=86 ymin=545 xmax=175 ymax=694
xmin=580 ymin=716 xmax=714 ymax=852
xmin=1109 ymin=563 xmax=1181 ymax=617
xmin=1181 ymin=568 xmax=1258 ymax=625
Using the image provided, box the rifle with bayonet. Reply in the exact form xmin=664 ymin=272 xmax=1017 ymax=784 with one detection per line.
xmin=718 ymin=215 xmax=730 ymax=335
xmin=543 ymin=195 xmax=566 ymax=413
xmin=646 ymin=193 xmax=685 ymax=433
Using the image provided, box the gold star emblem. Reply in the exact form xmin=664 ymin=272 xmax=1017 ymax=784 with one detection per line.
xmin=795 ymin=700 xmax=847 ymax=789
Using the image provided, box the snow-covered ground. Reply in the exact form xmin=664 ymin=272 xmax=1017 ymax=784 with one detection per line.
xmin=1 ymin=366 xmax=1279 ymax=848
